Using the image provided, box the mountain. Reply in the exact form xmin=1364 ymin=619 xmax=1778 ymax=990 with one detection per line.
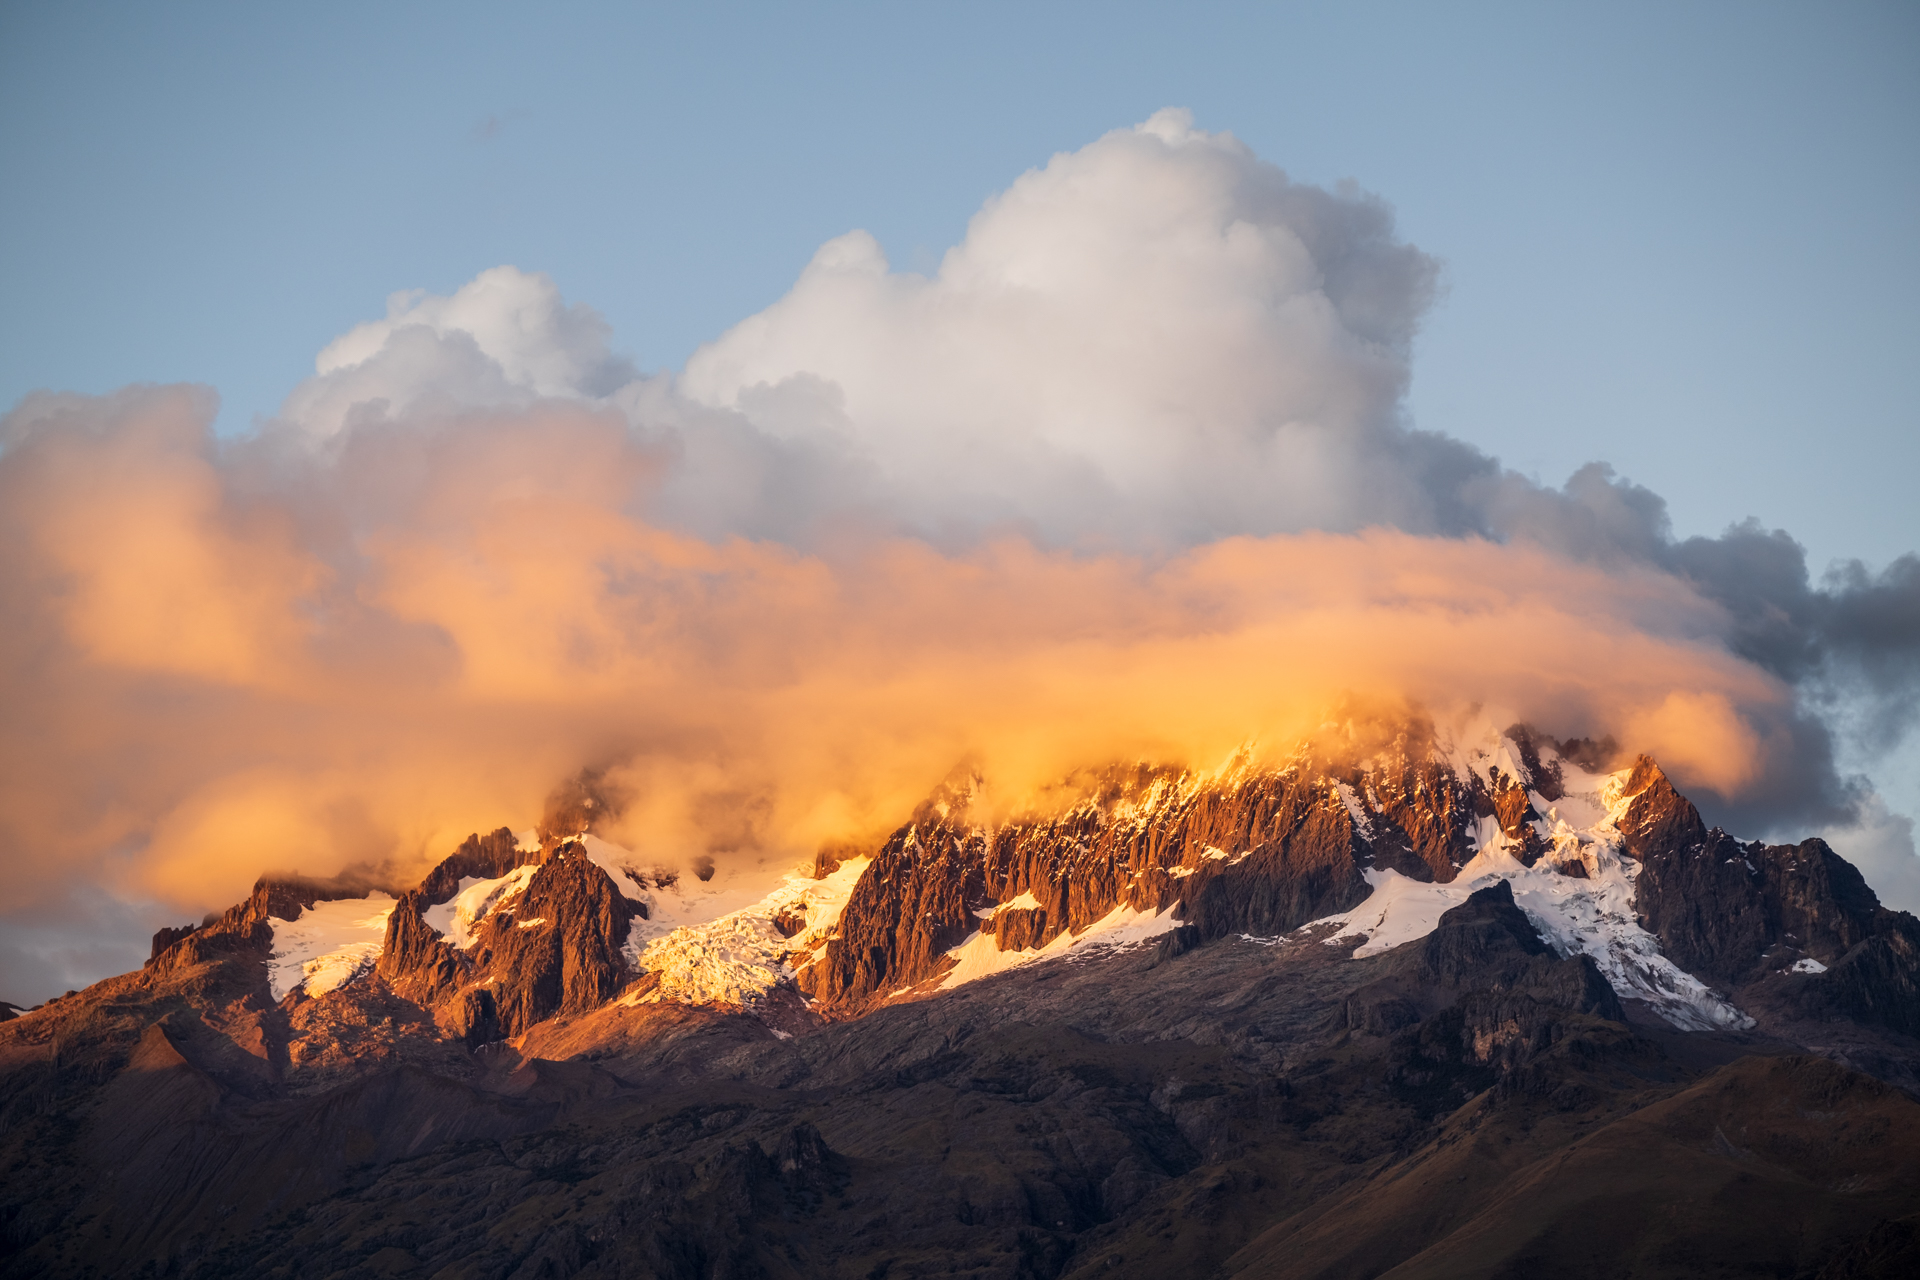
xmin=3 ymin=724 xmax=1919 ymax=1279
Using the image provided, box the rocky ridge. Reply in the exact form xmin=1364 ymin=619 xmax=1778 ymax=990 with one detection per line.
xmin=797 ymin=728 xmax=1515 ymax=1012
xmin=51 ymin=723 xmax=1920 ymax=1090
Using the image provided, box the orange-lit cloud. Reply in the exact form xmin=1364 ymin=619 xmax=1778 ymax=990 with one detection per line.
xmin=0 ymin=387 xmax=1794 ymax=921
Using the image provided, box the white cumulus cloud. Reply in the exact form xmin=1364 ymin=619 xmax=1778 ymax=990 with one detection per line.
xmin=280 ymin=265 xmax=636 ymax=436
xmin=671 ymin=108 xmax=1443 ymax=546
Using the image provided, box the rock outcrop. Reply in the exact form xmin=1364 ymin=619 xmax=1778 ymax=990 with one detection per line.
xmin=147 ymin=923 xmax=198 ymax=962
xmin=416 ymin=826 xmax=535 ymax=902
xmin=1416 ymin=879 xmax=1624 ymax=1020
xmin=1342 ymin=880 xmax=1625 ymax=1049
xmin=1613 ymin=754 xmax=1709 ymax=860
xmin=468 ymin=845 xmax=642 ymax=1036
xmin=377 ymin=827 xmax=545 ymax=1006
xmin=802 ymin=730 xmax=1584 ymax=1009
xmin=376 ymin=838 xmax=644 ymax=1039
xmin=1623 ymin=758 xmax=1920 ymax=1038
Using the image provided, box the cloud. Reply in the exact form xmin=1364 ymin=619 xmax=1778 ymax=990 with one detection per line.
xmin=648 ymin=111 xmax=1917 ymax=834
xmin=280 ymin=266 xmax=636 ymax=437
xmin=668 ymin=108 xmax=1455 ymax=547
xmin=1 ymin=111 xmax=1916 ymax=1001
xmin=0 ymin=388 xmax=1801 ymax=921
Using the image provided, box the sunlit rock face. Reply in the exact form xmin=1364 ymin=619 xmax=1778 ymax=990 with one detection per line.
xmin=801 ymin=763 xmax=1378 ymax=1009
xmin=798 ymin=726 xmax=1597 ymax=1010
xmin=441 ymin=847 xmax=643 ymax=1038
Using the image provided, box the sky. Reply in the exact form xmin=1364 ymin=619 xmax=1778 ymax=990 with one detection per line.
xmin=1 ymin=1 xmax=1917 ymax=1004
xmin=4 ymin=1 xmax=1917 ymax=568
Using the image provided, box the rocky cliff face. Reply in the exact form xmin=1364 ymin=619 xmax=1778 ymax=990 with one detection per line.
xmin=1622 ymin=757 xmax=1920 ymax=1038
xmin=789 ymin=740 xmax=1920 ymax=1055
xmin=8 ymin=819 xmax=1919 ymax=1280
xmin=802 ymin=729 xmax=1601 ymax=1009
xmin=377 ymin=827 xmax=542 ymax=1016
xmin=416 ymin=826 xmax=535 ymax=903
xmin=468 ymin=845 xmax=643 ymax=1036
xmin=376 ymin=836 xmax=645 ymax=1041
xmin=801 ymin=760 xmax=1383 ymax=1008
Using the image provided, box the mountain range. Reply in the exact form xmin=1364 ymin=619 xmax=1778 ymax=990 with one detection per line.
xmin=3 ymin=722 xmax=1918 ymax=1279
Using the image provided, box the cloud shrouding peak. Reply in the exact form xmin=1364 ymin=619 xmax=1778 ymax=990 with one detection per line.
xmin=2 ymin=111 xmax=1917 ymax=1003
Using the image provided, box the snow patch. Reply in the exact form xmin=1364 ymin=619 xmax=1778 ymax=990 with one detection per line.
xmin=423 ymin=864 xmax=538 ymax=949
xmin=1194 ymin=845 xmax=1255 ymax=867
xmin=267 ymin=894 xmax=397 ymax=1000
xmin=576 ymin=834 xmax=653 ymax=901
xmin=1789 ymin=958 xmax=1828 ymax=974
xmin=1440 ymin=720 xmax=1539 ymax=795
xmin=1466 ymin=813 xmax=1505 ymax=854
xmin=1334 ymin=782 xmax=1374 ymax=840
xmin=937 ymin=903 xmax=1178 ymax=991
xmin=993 ymin=891 xmax=1044 ymax=914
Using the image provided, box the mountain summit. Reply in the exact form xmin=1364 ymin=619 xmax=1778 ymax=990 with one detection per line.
xmin=4 ymin=724 xmax=1919 ymax=1278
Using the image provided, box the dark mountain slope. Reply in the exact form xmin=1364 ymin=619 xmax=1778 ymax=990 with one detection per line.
xmin=1219 ymin=1055 xmax=1920 ymax=1280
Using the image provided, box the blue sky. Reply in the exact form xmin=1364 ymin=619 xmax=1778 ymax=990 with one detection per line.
xmin=3 ymin=1 xmax=1916 ymax=573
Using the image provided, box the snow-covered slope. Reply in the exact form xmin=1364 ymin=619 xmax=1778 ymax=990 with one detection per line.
xmin=267 ymin=894 xmax=397 ymax=1000
xmin=623 ymin=856 xmax=873 ymax=1008
xmin=1301 ymin=734 xmax=1752 ymax=1031
xmin=937 ymin=903 xmax=1178 ymax=991
xmin=576 ymin=833 xmax=656 ymax=904
xmin=422 ymin=866 xmax=540 ymax=948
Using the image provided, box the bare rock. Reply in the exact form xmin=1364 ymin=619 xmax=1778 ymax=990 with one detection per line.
xmin=465 ymin=843 xmax=641 ymax=1037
